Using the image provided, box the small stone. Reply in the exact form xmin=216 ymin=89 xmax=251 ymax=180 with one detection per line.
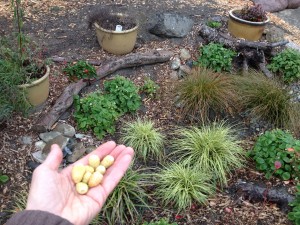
xmin=171 ymin=57 xmax=181 ymax=70
xmin=19 ymin=136 xmax=32 ymax=145
xmin=85 ymin=146 xmax=97 ymax=154
xmin=170 ymin=71 xmax=179 ymax=80
xmin=67 ymin=142 xmax=86 ymax=163
xmin=35 ymin=140 xmax=46 ymax=151
xmin=286 ymin=41 xmax=300 ymax=53
xmin=27 ymin=161 xmax=41 ymax=171
xmin=42 ymin=135 xmax=69 ymax=156
xmin=180 ymin=48 xmax=191 ymax=60
xmin=53 ymin=123 xmax=76 ymax=137
xmin=186 ymin=59 xmax=194 ymax=69
xmin=66 ymin=138 xmax=77 ymax=150
xmin=75 ymin=133 xmax=91 ymax=139
xmin=178 ymin=65 xmax=192 ymax=78
xmin=39 ymin=131 xmax=61 ymax=142
xmin=265 ymin=26 xmax=285 ymax=43
xmin=32 ymin=150 xmax=47 ymax=164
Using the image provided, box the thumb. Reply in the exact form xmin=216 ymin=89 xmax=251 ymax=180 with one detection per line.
xmin=43 ymin=144 xmax=63 ymax=170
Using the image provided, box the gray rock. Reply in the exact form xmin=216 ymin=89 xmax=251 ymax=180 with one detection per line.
xmin=67 ymin=142 xmax=86 ymax=163
xmin=265 ymin=26 xmax=285 ymax=43
xmin=75 ymin=133 xmax=91 ymax=139
xmin=275 ymin=7 xmax=300 ymax=29
xmin=32 ymin=150 xmax=47 ymax=163
xmin=286 ymin=41 xmax=300 ymax=52
xmin=19 ymin=136 xmax=32 ymax=145
xmin=39 ymin=131 xmax=61 ymax=142
xmin=171 ymin=57 xmax=181 ymax=70
xmin=180 ymin=48 xmax=191 ymax=60
xmin=288 ymin=0 xmax=300 ymax=8
xmin=66 ymin=138 xmax=78 ymax=150
xmin=208 ymin=16 xmax=223 ymax=22
xmin=42 ymin=135 xmax=69 ymax=156
xmin=149 ymin=13 xmax=194 ymax=38
xmin=179 ymin=65 xmax=192 ymax=78
xmin=53 ymin=123 xmax=76 ymax=137
xmin=35 ymin=140 xmax=46 ymax=151
xmin=170 ymin=71 xmax=179 ymax=80
xmin=253 ymin=0 xmax=288 ymax=12
xmin=85 ymin=146 xmax=97 ymax=154
xmin=27 ymin=161 xmax=41 ymax=171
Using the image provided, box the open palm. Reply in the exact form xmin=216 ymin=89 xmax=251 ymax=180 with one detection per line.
xmin=26 ymin=141 xmax=134 ymax=225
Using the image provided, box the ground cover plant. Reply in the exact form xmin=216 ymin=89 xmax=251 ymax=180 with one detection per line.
xmin=154 ymin=162 xmax=214 ymax=211
xmin=268 ymin=48 xmax=300 ymax=83
xmin=288 ymin=183 xmax=300 ymax=224
xmin=171 ymin=122 xmax=245 ymax=186
xmin=194 ymin=43 xmax=236 ymax=72
xmin=141 ymin=77 xmax=159 ymax=98
xmin=175 ymin=67 xmax=237 ymax=123
xmin=143 ymin=218 xmax=178 ymax=225
xmin=120 ymin=118 xmax=165 ymax=162
xmin=234 ymin=71 xmax=299 ymax=128
xmin=63 ymin=60 xmax=97 ymax=80
xmin=250 ymin=129 xmax=300 ymax=180
xmin=206 ymin=20 xmax=222 ymax=28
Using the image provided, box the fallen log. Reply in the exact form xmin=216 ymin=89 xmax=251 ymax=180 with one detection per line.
xmin=229 ymin=180 xmax=294 ymax=213
xmin=51 ymin=56 xmax=102 ymax=66
xmin=34 ymin=50 xmax=173 ymax=132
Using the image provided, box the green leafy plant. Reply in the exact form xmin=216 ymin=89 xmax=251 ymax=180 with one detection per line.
xmin=141 ymin=78 xmax=159 ymax=98
xmin=171 ymin=122 xmax=245 ymax=186
xmin=63 ymin=60 xmax=97 ymax=80
xmin=194 ymin=43 xmax=236 ymax=72
xmin=175 ymin=67 xmax=238 ymax=123
xmin=288 ymin=183 xmax=300 ymax=224
xmin=143 ymin=218 xmax=178 ymax=225
xmin=268 ymin=48 xmax=300 ymax=83
xmin=100 ymin=167 xmax=150 ymax=225
xmin=234 ymin=4 xmax=267 ymax=22
xmin=74 ymin=92 xmax=119 ymax=139
xmin=0 ymin=173 xmax=9 ymax=184
xmin=206 ymin=20 xmax=222 ymax=28
xmin=154 ymin=162 xmax=214 ymax=211
xmin=104 ymin=76 xmax=141 ymax=114
xmin=120 ymin=118 xmax=165 ymax=162
xmin=234 ymin=71 xmax=298 ymax=128
xmin=250 ymin=129 xmax=300 ymax=180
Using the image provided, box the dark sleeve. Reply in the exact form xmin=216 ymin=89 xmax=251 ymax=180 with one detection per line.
xmin=6 ymin=210 xmax=73 ymax=225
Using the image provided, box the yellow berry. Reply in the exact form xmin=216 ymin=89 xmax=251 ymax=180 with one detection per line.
xmin=76 ymin=182 xmax=89 ymax=194
xmin=71 ymin=164 xmax=86 ymax=184
xmin=96 ymin=165 xmax=106 ymax=174
xmin=82 ymin=171 xmax=92 ymax=183
xmin=88 ymin=171 xmax=103 ymax=188
xmin=88 ymin=155 xmax=100 ymax=168
xmin=85 ymin=165 xmax=95 ymax=173
xmin=100 ymin=155 xmax=115 ymax=168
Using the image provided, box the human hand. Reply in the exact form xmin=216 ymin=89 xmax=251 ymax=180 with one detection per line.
xmin=26 ymin=141 xmax=134 ymax=225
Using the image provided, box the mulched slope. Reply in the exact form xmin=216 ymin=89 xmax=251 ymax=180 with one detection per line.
xmin=1 ymin=0 xmax=299 ymax=224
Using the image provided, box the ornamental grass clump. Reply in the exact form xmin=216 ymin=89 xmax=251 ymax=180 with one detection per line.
xmin=171 ymin=122 xmax=245 ymax=186
xmin=154 ymin=162 xmax=214 ymax=211
xmin=234 ymin=71 xmax=298 ymax=128
xmin=175 ymin=67 xmax=238 ymax=123
xmin=120 ymin=118 xmax=165 ymax=162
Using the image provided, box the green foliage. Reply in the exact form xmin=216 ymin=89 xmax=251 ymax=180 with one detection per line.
xmin=100 ymin=167 xmax=150 ymax=225
xmin=288 ymin=183 xmax=300 ymax=224
xmin=141 ymin=78 xmax=159 ymax=98
xmin=250 ymin=129 xmax=300 ymax=180
xmin=268 ymin=48 xmax=300 ymax=83
xmin=120 ymin=118 xmax=165 ymax=162
xmin=0 ymin=173 xmax=9 ymax=184
xmin=171 ymin=122 xmax=245 ymax=186
xmin=104 ymin=76 xmax=141 ymax=114
xmin=143 ymin=218 xmax=178 ymax=225
xmin=74 ymin=92 xmax=119 ymax=139
xmin=195 ymin=43 xmax=236 ymax=72
xmin=63 ymin=60 xmax=97 ymax=80
xmin=234 ymin=71 xmax=296 ymax=128
xmin=175 ymin=67 xmax=237 ymax=123
xmin=154 ymin=162 xmax=214 ymax=211
xmin=206 ymin=20 xmax=222 ymax=28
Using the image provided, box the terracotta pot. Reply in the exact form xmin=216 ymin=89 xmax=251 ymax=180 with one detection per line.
xmin=94 ymin=14 xmax=138 ymax=55
xmin=18 ymin=65 xmax=50 ymax=106
xmin=228 ymin=9 xmax=269 ymax=41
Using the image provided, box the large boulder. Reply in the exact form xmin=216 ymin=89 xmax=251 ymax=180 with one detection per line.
xmin=288 ymin=0 xmax=300 ymax=8
xmin=252 ymin=0 xmax=288 ymax=12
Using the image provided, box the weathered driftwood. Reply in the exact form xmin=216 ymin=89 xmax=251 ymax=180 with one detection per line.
xmin=229 ymin=180 xmax=294 ymax=213
xmin=51 ymin=56 xmax=102 ymax=66
xmin=34 ymin=50 xmax=173 ymax=132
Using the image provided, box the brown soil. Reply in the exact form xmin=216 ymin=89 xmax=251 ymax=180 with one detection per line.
xmin=1 ymin=0 xmax=300 ymax=224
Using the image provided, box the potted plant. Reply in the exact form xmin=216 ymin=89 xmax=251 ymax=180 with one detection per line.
xmin=88 ymin=10 xmax=138 ymax=55
xmin=0 ymin=0 xmax=50 ymax=122
xmin=228 ymin=4 xmax=269 ymax=41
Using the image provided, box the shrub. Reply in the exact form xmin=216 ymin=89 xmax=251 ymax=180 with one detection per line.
xmin=120 ymin=118 xmax=165 ymax=162
xmin=195 ymin=43 xmax=236 ymax=72
xmin=154 ymin=162 xmax=214 ymax=211
xmin=206 ymin=20 xmax=222 ymax=28
xmin=74 ymin=92 xmax=119 ymax=139
xmin=288 ymin=183 xmax=300 ymax=224
xmin=63 ymin=60 xmax=97 ymax=80
xmin=250 ymin=129 xmax=300 ymax=180
xmin=141 ymin=77 xmax=159 ymax=98
xmin=171 ymin=122 xmax=245 ymax=186
xmin=234 ymin=71 xmax=296 ymax=128
xmin=175 ymin=67 xmax=238 ymax=123
xmin=104 ymin=76 xmax=141 ymax=114
xmin=268 ymin=48 xmax=300 ymax=83
xmin=143 ymin=218 xmax=178 ymax=225
xmin=100 ymin=167 xmax=150 ymax=225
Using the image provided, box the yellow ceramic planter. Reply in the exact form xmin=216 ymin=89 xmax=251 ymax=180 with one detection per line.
xmin=94 ymin=14 xmax=138 ymax=55
xmin=228 ymin=9 xmax=269 ymax=41
xmin=18 ymin=65 xmax=50 ymax=106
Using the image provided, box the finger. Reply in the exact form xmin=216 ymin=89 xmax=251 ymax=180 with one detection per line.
xmin=42 ymin=144 xmax=63 ymax=171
